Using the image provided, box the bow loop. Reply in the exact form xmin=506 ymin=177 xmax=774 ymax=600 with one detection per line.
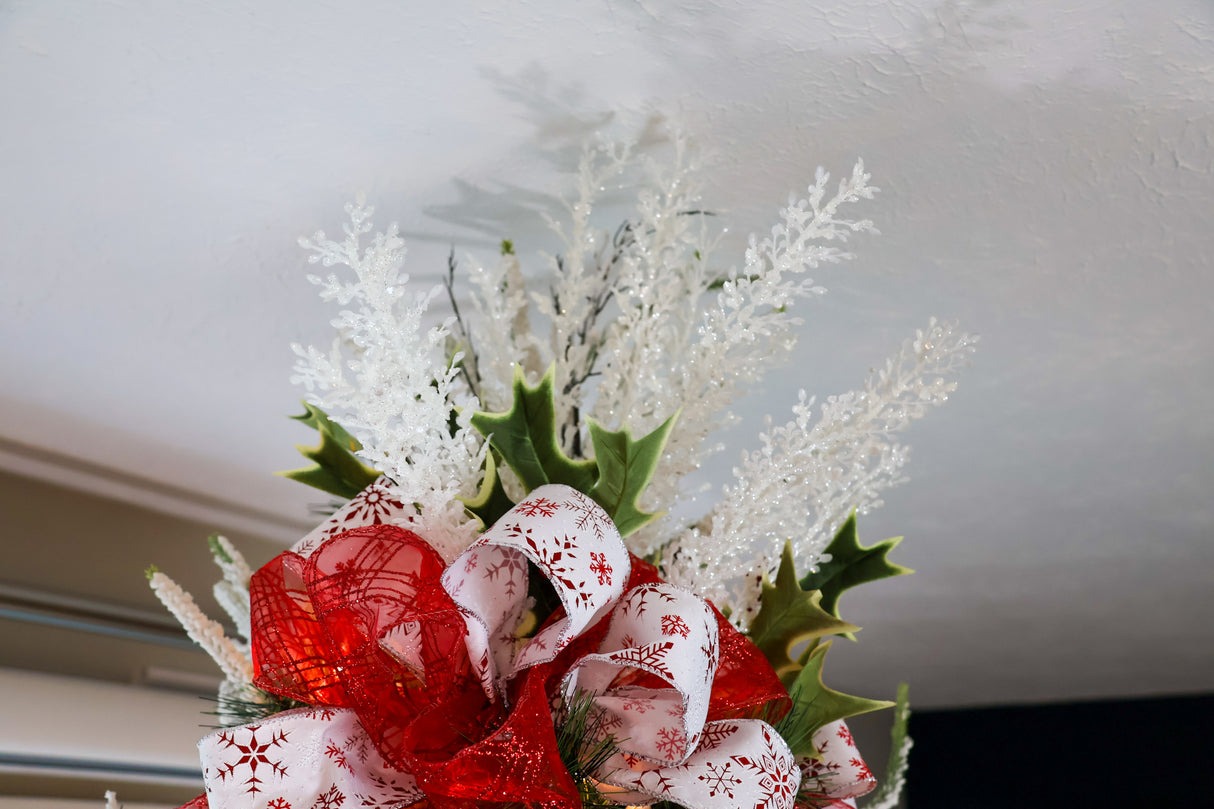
xmin=601 ymin=719 xmax=799 ymax=809
xmin=566 ymin=583 xmax=718 ymax=765
xmin=444 ymin=485 xmax=631 ymax=693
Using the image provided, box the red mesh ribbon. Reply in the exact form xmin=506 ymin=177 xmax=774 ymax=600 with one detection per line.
xmin=708 ymin=604 xmax=791 ymax=722
xmin=250 ymin=524 xmax=578 ymax=808
xmin=248 ymin=533 xmax=790 ymax=809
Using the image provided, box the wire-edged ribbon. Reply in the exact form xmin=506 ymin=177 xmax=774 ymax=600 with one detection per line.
xmin=191 ymin=482 xmax=797 ymax=809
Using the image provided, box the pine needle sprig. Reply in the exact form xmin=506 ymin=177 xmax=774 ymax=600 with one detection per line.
xmin=771 ymin=698 xmax=819 ymax=760
xmin=555 ymin=689 xmax=625 ymax=806
xmin=202 ymin=689 xmax=308 ymax=729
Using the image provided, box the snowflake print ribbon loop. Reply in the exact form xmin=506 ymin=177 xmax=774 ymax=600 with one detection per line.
xmin=289 ymin=477 xmax=415 ymax=559
xmin=198 ymin=707 xmax=423 ymax=809
xmin=443 ymin=484 xmax=631 ymax=693
xmin=799 ymin=720 xmax=877 ymax=802
xmin=564 ymin=582 xmax=719 ymax=766
xmin=601 ymin=719 xmax=799 ymax=809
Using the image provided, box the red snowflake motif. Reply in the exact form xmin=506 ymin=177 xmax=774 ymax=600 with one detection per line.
xmin=730 ymin=726 xmax=797 ymax=809
xmin=521 ymin=531 xmax=590 ymax=608
xmin=463 ymin=551 xmax=479 ymax=572
xmin=849 ymin=757 xmax=875 ymax=780
xmin=345 ymin=733 xmax=371 ymax=764
xmin=357 ymin=773 xmax=425 ymax=807
xmin=311 ymin=784 xmax=345 ymax=809
xmin=321 ymin=482 xmax=403 ymax=539
xmin=654 ymin=726 xmax=688 ymax=759
xmin=699 ymin=723 xmax=735 ymax=751
xmin=589 ymin=551 xmax=613 ymax=586
xmin=482 ymin=547 xmax=528 ymax=596
xmin=517 ymin=497 xmax=559 ymax=518
xmin=640 ymin=769 xmax=676 ymax=794
xmin=610 ymin=641 xmax=674 ymax=679
xmin=348 ymin=484 xmax=403 ymax=524
xmin=214 ymin=725 xmax=291 ymax=794
xmin=620 ymin=633 xmax=636 ymax=648
xmin=562 ymin=490 xmax=611 ymax=540
xmin=837 ymin=725 xmax=854 ymax=746
xmin=621 ymin=698 xmax=652 ymax=713
xmin=308 ymin=708 xmax=337 ymax=722
xmin=698 ymin=761 xmax=743 ymax=799
xmin=267 ymin=799 xmax=292 ymax=809
xmin=325 ymin=741 xmax=353 ymax=773
xmin=660 ymin=614 xmax=691 ymax=638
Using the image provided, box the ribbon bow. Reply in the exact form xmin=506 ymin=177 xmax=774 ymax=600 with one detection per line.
xmin=195 ymin=482 xmax=797 ymax=809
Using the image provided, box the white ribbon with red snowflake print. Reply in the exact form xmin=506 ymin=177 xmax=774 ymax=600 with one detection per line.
xmin=799 ymin=720 xmax=877 ymax=802
xmin=290 ymin=477 xmax=413 ymax=559
xmin=231 ymin=480 xmax=800 ymax=809
xmin=565 ymin=582 xmax=719 ymax=764
xmin=563 ymin=582 xmax=798 ymax=809
xmin=443 ymin=484 xmax=632 ymax=694
xmin=599 ymin=720 xmax=800 ymax=809
xmin=198 ymin=707 xmax=423 ymax=809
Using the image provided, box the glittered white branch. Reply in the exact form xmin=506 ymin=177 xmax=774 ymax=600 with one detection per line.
xmin=148 ymin=570 xmax=253 ymax=685
xmin=292 ymin=200 xmax=487 ymax=559
xmin=666 ymin=318 xmax=976 ymax=624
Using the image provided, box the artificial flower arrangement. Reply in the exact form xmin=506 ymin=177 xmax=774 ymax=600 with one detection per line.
xmin=146 ymin=135 xmax=973 ymax=809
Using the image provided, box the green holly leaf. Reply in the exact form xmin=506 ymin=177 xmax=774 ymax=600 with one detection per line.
xmin=748 ymin=542 xmax=859 ymax=686
xmin=585 ymin=413 xmax=676 ymax=537
xmin=799 ymin=512 xmax=912 ymax=639
xmin=470 ymin=365 xmax=597 ymax=494
xmin=778 ymin=640 xmax=893 ymax=757
xmin=459 ymin=450 xmax=517 ymax=528
xmin=278 ymin=403 xmax=381 ymax=499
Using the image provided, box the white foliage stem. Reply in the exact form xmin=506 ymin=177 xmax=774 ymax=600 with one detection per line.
xmin=149 ymin=571 xmax=253 ymax=685
xmin=292 ymin=199 xmax=487 ymax=560
xmin=532 ymin=142 xmax=633 ymax=453
xmin=465 ymin=249 xmax=545 ymax=410
xmin=600 ymin=158 xmax=880 ymax=553
xmin=210 ymin=534 xmax=252 ymax=643
xmin=667 ymin=319 xmax=976 ymax=624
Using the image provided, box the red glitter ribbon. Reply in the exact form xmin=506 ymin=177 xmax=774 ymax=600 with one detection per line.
xmin=226 ymin=485 xmax=795 ymax=809
xmin=249 ymin=523 xmax=578 ymax=807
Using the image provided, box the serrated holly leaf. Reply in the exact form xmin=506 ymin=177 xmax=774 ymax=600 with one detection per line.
xmin=779 ymin=641 xmax=893 ymax=757
xmin=291 ymin=401 xmax=357 ymax=446
xmin=799 ymin=512 xmax=912 ymax=639
xmin=278 ymin=402 xmax=381 ymax=499
xmin=748 ymin=542 xmax=859 ymax=686
xmin=459 ymin=450 xmax=517 ymax=529
xmin=585 ymin=413 xmax=676 ymax=537
xmin=470 ymin=365 xmax=597 ymax=494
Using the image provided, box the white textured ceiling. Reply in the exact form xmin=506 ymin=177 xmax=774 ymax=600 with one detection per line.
xmin=2 ymin=0 xmax=1212 ymax=708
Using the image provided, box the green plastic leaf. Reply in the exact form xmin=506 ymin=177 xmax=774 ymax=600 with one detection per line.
xmin=748 ymin=542 xmax=859 ymax=686
xmin=780 ymin=641 xmax=893 ymax=757
xmin=470 ymin=366 xmax=597 ymax=494
xmin=585 ymin=413 xmax=676 ymax=536
xmin=278 ymin=402 xmax=381 ymax=499
xmin=799 ymin=512 xmax=912 ymax=638
xmin=291 ymin=401 xmax=359 ymax=446
xmin=459 ymin=450 xmax=517 ymax=529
